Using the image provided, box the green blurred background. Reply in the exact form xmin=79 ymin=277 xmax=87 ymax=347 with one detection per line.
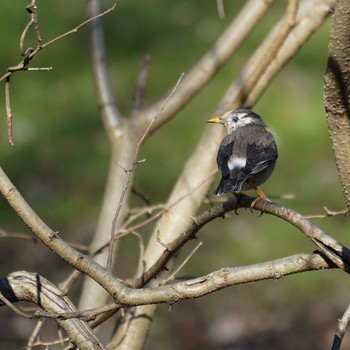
xmin=0 ymin=1 xmax=349 ymax=349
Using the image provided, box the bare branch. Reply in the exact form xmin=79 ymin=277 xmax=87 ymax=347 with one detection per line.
xmin=20 ymin=0 xmax=42 ymax=56
xmin=162 ymin=241 xmax=203 ymax=285
xmin=1 ymin=253 xmax=333 ymax=312
xmin=222 ymin=0 xmax=333 ymax=110
xmin=137 ymin=0 xmax=274 ymax=134
xmin=130 ymin=195 xmax=349 ymax=288
xmin=106 ymin=73 xmax=185 ymax=269
xmin=234 ymin=0 xmax=299 ymax=108
xmin=42 ymin=3 xmax=117 ymax=49
xmin=0 ymin=2 xmax=117 ymax=82
xmin=0 ymin=293 xmax=33 ymax=319
xmin=0 ymin=228 xmax=89 ymax=252
xmin=139 ymin=0 xmax=335 ymax=281
xmin=1 ymin=1 xmax=117 ymax=149
xmin=5 ymin=77 xmax=14 ymax=145
xmin=332 ymin=303 xmax=350 ymax=350
xmin=117 ymin=2 xmax=336 ymax=342
xmin=87 ymin=0 xmax=121 ymax=143
xmin=27 ymin=319 xmax=45 ymax=350
xmin=0 ymin=272 xmax=105 ymax=349
xmin=306 ymin=206 xmax=349 ymax=219
xmin=1 ymin=162 xmax=346 ymax=307
xmin=132 ymin=55 xmax=151 ymax=111
xmin=216 ymin=0 xmax=226 ymax=20
xmin=253 ymin=197 xmax=350 ymax=270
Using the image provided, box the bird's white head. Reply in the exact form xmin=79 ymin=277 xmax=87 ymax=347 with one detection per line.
xmin=208 ymin=109 xmax=266 ymax=134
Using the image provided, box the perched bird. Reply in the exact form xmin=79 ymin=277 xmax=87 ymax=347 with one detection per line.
xmin=208 ymin=108 xmax=278 ymax=206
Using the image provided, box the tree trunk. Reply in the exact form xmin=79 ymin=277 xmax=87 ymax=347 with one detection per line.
xmin=324 ymin=0 xmax=350 ymax=211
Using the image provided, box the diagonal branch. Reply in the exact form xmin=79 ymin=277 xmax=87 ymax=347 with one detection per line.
xmin=0 ymin=2 xmax=117 ymax=83
xmin=223 ymin=0 xmax=334 ymax=110
xmin=0 ymin=271 xmax=105 ymax=349
xmin=140 ymin=0 xmax=336 ymax=277
xmin=116 ymin=1 xmax=336 ymax=345
xmin=1 ymin=162 xmax=347 ymax=307
xmin=130 ymin=195 xmax=349 ymax=288
xmin=87 ymin=0 xmax=121 ymax=143
xmin=332 ymin=302 xmax=350 ymax=350
xmin=1 ymin=253 xmax=334 ymax=313
xmin=106 ymin=73 xmax=185 ymax=269
xmin=136 ymin=0 xmax=274 ymax=135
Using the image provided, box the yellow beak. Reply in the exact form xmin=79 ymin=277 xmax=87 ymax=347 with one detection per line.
xmin=207 ymin=116 xmax=222 ymax=124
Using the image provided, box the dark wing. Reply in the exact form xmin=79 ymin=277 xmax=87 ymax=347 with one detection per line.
xmin=214 ymin=131 xmax=278 ymax=196
xmin=242 ymin=134 xmax=278 ymax=179
xmin=214 ymin=135 xmax=241 ymax=196
xmin=216 ymin=134 xmax=234 ymax=177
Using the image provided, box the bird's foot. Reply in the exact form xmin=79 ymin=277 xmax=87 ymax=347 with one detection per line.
xmin=232 ymin=193 xmax=242 ymax=215
xmin=250 ymin=187 xmax=270 ymax=212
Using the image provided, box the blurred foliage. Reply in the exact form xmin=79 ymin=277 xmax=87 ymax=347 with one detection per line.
xmin=0 ymin=1 xmax=349 ymax=349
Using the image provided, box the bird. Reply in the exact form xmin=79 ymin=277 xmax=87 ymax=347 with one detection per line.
xmin=207 ymin=108 xmax=278 ymax=206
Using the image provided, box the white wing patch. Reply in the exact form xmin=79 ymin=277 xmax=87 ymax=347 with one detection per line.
xmin=228 ymin=157 xmax=246 ymax=170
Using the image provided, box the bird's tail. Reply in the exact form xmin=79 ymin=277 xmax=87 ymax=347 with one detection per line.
xmin=213 ymin=177 xmax=242 ymax=196
xmin=213 ymin=178 xmax=226 ymax=196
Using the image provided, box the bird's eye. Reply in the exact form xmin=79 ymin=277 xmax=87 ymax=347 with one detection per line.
xmin=233 ymin=117 xmax=238 ymax=122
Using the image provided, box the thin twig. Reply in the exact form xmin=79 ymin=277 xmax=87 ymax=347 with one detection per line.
xmin=132 ymin=55 xmax=151 ymax=111
xmin=216 ymin=0 xmax=226 ymax=20
xmin=58 ymin=270 xmax=82 ymax=293
xmin=124 ymin=204 xmax=163 ymax=228
xmin=162 ymin=241 xmax=203 ymax=284
xmin=332 ymin=303 xmax=350 ymax=350
xmin=130 ymin=231 xmax=146 ymax=275
xmin=0 ymin=293 xmax=33 ymax=319
xmin=27 ymin=337 xmax=70 ymax=348
xmin=1 ymin=1 xmax=117 ymax=150
xmin=27 ymin=319 xmax=45 ymax=350
xmin=106 ymin=73 xmax=185 ymax=269
xmin=90 ymin=170 xmax=216 ymax=262
xmin=41 ymin=3 xmax=117 ymax=50
xmin=5 ymin=77 xmax=14 ymax=145
xmin=131 ymin=187 xmax=152 ymax=207
xmin=90 ymin=170 xmax=214 ymax=260
xmin=0 ymin=228 xmax=89 ymax=252
xmin=306 ymin=207 xmax=349 ymax=219
xmin=0 ymin=2 xmax=117 ymax=82
xmin=20 ymin=0 xmax=42 ymax=56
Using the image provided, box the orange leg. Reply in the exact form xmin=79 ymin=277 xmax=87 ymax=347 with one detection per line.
xmin=250 ymin=186 xmax=269 ymax=208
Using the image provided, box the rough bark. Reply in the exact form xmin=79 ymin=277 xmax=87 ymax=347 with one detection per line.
xmin=324 ymin=0 xmax=350 ymax=210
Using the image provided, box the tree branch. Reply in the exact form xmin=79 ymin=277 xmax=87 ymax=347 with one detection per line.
xmin=129 ymin=194 xmax=349 ymax=288
xmin=116 ymin=1 xmax=336 ymax=346
xmin=0 ymin=271 xmax=105 ymax=349
xmin=136 ymin=0 xmax=274 ymax=135
xmin=0 ymin=164 xmax=346 ymax=306
xmin=332 ymin=302 xmax=350 ymax=350
xmin=0 ymin=253 xmax=334 ymax=312
xmin=223 ymin=0 xmax=334 ymax=110
xmin=87 ymin=0 xmax=122 ymax=143
xmin=132 ymin=55 xmax=151 ymax=111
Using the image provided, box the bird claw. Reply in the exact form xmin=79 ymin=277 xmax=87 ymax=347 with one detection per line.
xmin=250 ymin=197 xmax=268 ymax=216
xmin=250 ymin=186 xmax=270 ymax=213
xmin=232 ymin=192 xmax=242 ymax=215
